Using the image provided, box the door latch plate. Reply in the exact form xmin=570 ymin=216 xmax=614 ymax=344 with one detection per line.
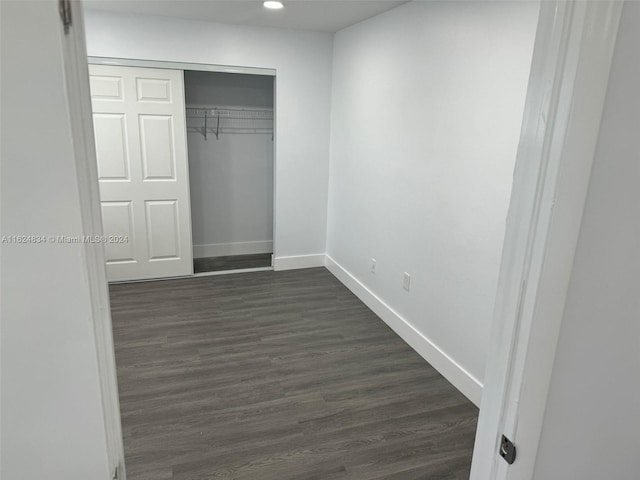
xmin=500 ymin=434 xmax=517 ymax=465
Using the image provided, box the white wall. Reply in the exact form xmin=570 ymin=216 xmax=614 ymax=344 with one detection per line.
xmin=185 ymin=72 xmax=274 ymax=257
xmin=326 ymin=1 xmax=538 ymax=401
xmin=84 ymin=9 xmax=333 ymax=263
xmin=0 ymin=1 xmax=111 ymax=479
xmin=533 ymin=3 xmax=640 ymax=477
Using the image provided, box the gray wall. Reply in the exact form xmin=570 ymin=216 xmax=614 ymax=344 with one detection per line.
xmin=185 ymin=71 xmax=273 ymax=108
xmin=533 ymin=3 xmax=640 ymax=478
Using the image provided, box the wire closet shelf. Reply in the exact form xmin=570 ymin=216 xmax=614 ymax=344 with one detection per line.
xmin=185 ymin=105 xmax=274 ymax=140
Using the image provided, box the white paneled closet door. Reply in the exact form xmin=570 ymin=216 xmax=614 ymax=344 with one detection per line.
xmin=89 ymin=64 xmax=193 ymax=282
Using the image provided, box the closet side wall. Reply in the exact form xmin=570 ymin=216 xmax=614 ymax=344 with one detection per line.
xmin=185 ymin=72 xmax=274 ymax=258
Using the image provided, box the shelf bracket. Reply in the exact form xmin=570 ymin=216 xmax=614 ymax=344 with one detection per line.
xmin=203 ymin=110 xmax=208 ymax=140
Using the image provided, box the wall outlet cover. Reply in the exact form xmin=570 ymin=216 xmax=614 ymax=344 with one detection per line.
xmin=403 ymin=272 xmax=411 ymax=291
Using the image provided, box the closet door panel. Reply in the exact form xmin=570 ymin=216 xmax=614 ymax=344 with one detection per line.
xmin=89 ymin=75 xmax=123 ymax=100
xmin=101 ymin=201 xmax=136 ymax=264
xmin=136 ymin=78 xmax=172 ymax=103
xmin=139 ymin=115 xmax=176 ymax=180
xmin=93 ymin=114 xmax=130 ymax=181
xmin=89 ymin=64 xmax=192 ymax=282
xmin=145 ymin=200 xmax=181 ymax=260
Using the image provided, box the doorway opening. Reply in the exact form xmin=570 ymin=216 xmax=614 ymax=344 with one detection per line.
xmin=184 ymin=70 xmax=274 ymax=275
xmin=87 ymin=58 xmax=277 ymax=282
xmin=69 ymin=1 xmax=620 ymax=478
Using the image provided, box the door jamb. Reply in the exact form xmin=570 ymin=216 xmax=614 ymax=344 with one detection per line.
xmin=61 ymin=4 xmax=126 ymax=479
xmin=470 ymin=2 xmax=622 ymax=479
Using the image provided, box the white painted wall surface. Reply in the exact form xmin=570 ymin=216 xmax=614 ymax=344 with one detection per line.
xmin=185 ymin=72 xmax=274 ymax=257
xmin=533 ymin=4 xmax=640 ymax=477
xmin=83 ymin=10 xmax=333 ymax=261
xmin=0 ymin=1 xmax=111 ymax=479
xmin=326 ymin=1 xmax=538 ymax=393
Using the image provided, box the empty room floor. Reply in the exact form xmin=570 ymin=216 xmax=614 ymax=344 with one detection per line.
xmin=109 ymin=268 xmax=478 ymax=480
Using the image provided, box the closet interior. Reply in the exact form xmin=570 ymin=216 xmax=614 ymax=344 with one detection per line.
xmin=184 ymin=70 xmax=275 ymax=274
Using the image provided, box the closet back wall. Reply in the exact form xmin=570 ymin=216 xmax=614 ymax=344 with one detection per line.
xmin=185 ymin=72 xmax=274 ymax=258
xmin=83 ymin=10 xmax=333 ymax=267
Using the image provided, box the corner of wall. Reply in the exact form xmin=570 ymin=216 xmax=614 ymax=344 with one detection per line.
xmin=323 ymin=255 xmax=483 ymax=406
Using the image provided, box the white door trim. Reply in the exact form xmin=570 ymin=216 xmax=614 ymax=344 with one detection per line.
xmin=470 ymin=2 xmax=622 ymax=479
xmin=88 ymin=56 xmax=276 ymax=77
xmin=61 ymin=3 xmax=126 ymax=479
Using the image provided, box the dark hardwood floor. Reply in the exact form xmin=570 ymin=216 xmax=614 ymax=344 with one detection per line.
xmin=193 ymin=253 xmax=272 ymax=273
xmin=109 ymin=268 xmax=478 ymax=480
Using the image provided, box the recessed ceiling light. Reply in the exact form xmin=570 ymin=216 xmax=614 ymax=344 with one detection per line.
xmin=264 ymin=1 xmax=284 ymax=10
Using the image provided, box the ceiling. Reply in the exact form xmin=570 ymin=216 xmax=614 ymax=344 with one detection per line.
xmin=83 ymin=0 xmax=408 ymax=33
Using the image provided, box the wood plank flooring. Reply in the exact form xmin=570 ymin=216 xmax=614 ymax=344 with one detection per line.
xmin=193 ymin=253 xmax=273 ymax=274
xmin=109 ymin=268 xmax=478 ymax=480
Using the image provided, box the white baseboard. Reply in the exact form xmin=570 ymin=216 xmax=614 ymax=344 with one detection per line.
xmin=273 ymin=254 xmax=326 ymax=271
xmin=193 ymin=241 xmax=272 ymax=258
xmin=324 ymin=254 xmax=483 ymax=407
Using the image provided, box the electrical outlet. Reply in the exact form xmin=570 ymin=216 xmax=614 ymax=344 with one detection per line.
xmin=371 ymin=258 xmax=377 ymax=274
xmin=403 ymin=272 xmax=411 ymax=292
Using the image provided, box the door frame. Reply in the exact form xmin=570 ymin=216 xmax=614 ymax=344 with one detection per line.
xmin=470 ymin=2 xmax=622 ymax=479
xmin=60 ymin=7 xmax=125 ymax=479
xmin=60 ymin=2 xmax=622 ymax=479
xmin=88 ymin=56 xmax=278 ymax=272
